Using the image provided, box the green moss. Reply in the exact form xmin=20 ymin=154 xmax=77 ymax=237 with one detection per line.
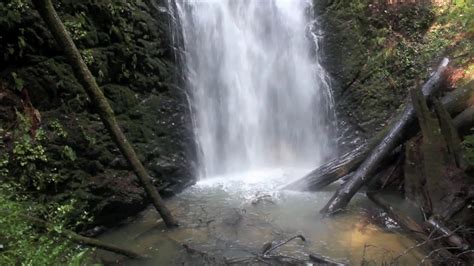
xmin=0 ymin=184 xmax=90 ymax=265
xmin=0 ymin=0 xmax=195 ymax=233
xmin=325 ymin=0 xmax=473 ymax=134
xmin=102 ymin=84 xmax=138 ymax=115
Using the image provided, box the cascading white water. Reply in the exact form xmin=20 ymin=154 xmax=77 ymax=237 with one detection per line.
xmin=174 ymin=0 xmax=335 ymax=178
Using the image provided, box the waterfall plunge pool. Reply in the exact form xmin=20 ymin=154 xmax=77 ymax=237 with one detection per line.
xmin=96 ymin=168 xmax=424 ymax=265
xmin=95 ymin=1 xmax=424 ymax=264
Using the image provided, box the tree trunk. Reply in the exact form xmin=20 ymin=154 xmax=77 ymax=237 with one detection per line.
xmin=31 ymin=0 xmax=177 ymax=227
xmin=404 ymin=136 xmax=431 ymax=213
xmin=433 ymin=99 xmax=465 ymax=169
xmin=425 ymin=217 xmax=471 ymax=252
xmin=410 ymin=87 xmax=453 ymax=214
xmin=282 ymin=145 xmax=370 ymax=191
xmin=453 ymin=105 xmax=474 ymax=135
xmin=321 ymin=58 xmax=449 ymax=214
xmin=403 ymin=88 xmax=472 ymax=224
xmin=442 ymin=80 xmax=474 ymax=115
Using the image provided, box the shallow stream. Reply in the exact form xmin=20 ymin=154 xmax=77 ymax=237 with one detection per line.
xmin=97 ymin=169 xmax=424 ymax=265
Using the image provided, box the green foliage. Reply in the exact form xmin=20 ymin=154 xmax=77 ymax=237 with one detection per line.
xmin=62 ymin=145 xmax=77 ymax=162
xmin=0 ymin=184 xmax=90 ymax=265
xmin=11 ymin=72 xmax=24 ymax=91
xmin=64 ymin=12 xmax=88 ymax=41
xmin=327 ymin=0 xmax=473 ymax=131
xmin=446 ymin=0 xmax=474 ymax=34
xmin=80 ymin=49 xmax=94 ymax=66
xmin=50 ymin=119 xmax=68 ymax=139
xmin=0 ymin=0 xmax=30 ymax=62
xmin=3 ymin=113 xmax=60 ymax=191
xmin=0 ymin=0 xmax=29 ymax=28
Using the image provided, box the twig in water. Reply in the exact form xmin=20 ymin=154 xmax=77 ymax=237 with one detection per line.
xmin=392 ymin=225 xmax=463 ymax=262
xmin=418 ymin=247 xmax=463 ymax=265
xmin=262 ymin=234 xmax=306 ymax=257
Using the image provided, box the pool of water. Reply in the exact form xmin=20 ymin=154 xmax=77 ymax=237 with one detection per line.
xmin=96 ymin=168 xmax=424 ymax=265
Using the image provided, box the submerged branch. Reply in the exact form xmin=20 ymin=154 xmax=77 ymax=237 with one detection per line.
xmin=262 ymin=234 xmax=306 ymax=257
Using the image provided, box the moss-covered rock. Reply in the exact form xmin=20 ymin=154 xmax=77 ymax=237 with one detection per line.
xmin=0 ymin=0 xmax=196 ymax=229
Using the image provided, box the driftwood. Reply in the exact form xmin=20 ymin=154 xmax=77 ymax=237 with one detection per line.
xmin=425 ymin=217 xmax=470 ymax=251
xmin=284 ymin=81 xmax=474 ymax=193
xmin=321 ymin=58 xmax=450 ymax=214
xmin=20 ymin=214 xmax=144 ymax=259
xmin=261 ymin=235 xmax=306 ymax=257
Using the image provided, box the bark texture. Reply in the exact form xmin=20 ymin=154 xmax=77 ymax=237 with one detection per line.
xmin=454 ymin=105 xmax=474 ymax=134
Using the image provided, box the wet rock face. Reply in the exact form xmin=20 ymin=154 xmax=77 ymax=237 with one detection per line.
xmin=313 ymin=1 xmax=436 ymax=153
xmin=314 ymin=0 xmax=388 ymax=150
xmin=0 ymin=0 xmax=197 ymax=226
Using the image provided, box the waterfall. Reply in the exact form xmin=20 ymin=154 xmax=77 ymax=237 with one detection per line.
xmin=172 ymin=0 xmax=335 ymax=178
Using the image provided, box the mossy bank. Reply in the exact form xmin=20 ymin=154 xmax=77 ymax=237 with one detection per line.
xmin=0 ymin=0 xmax=197 ymax=229
xmin=315 ymin=0 xmax=473 ymax=150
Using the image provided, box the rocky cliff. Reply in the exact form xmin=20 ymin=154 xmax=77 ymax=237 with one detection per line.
xmin=0 ymin=0 xmax=196 ymax=227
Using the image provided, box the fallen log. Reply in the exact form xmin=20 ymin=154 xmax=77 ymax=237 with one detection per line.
xmin=453 ymin=105 xmax=474 ymax=135
xmin=442 ymin=80 xmax=474 ymax=115
xmin=439 ymin=186 xmax=474 ymax=219
xmin=367 ymin=151 xmax=404 ymax=190
xmin=282 ymin=145 xmax=370 ymax=191
xmin=321 ymin=58 xmax=450 ymax=214
xmin=262 ymin=235 xmax=306 ymax=257
xmin=425 ymin=217 xmax=470 ymax=251
xmin=284 ymin=81 xmax=473 ymax=192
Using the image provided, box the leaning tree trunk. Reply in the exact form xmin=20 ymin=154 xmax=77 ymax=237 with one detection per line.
xmin=31 ymin=0 xmax=178 ymax=227
xmin=321 ymin=58 xmax=449 ymax=214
